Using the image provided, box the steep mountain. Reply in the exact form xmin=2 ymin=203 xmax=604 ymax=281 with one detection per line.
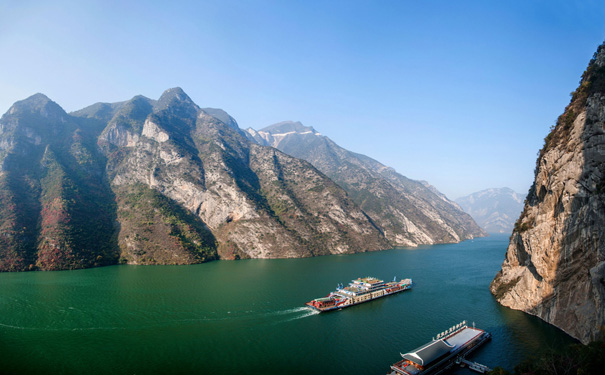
xmin=0 ymin=88 xmax=390 ymax=271
xmin=0 ymin=94 xmax=118 ymax=271
xmin=455 ymin=188 xmax=525 ymax=233
xmin=490 ymin=43 xmax=605 ymax=344
xmin=245 ymin=121 xmax=486 ymax=246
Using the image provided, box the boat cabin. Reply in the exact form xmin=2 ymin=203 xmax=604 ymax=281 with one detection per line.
xmin=310 ymin=297 xmax=336 ymax=309
xmin=392 ymin=339 xmax=454 ymax=374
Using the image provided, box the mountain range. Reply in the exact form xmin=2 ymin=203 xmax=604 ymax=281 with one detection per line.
xmin=455 ymin=188 xmax=525 ymax=233
xmin=0 ymin=88 xmax=484 ymax=272
xmin=245 ymin=121 xmax=485 ymax=246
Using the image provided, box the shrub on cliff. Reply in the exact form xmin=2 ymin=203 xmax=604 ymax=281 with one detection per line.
xmin=488 ymin=341 xmax=605 ymax=375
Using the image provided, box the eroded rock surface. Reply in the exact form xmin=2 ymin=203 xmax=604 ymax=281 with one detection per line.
xmin=246 ymin=121 xmax=486 ymax=246
xmin=491 ymin=44 xmax=605 ymax=344
xmin=0 ymin=88 xmax=390 ymax=270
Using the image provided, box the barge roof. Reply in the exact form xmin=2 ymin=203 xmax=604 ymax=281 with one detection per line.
xmin=401 ymin=327 xmax=484 ymax=367
xmin=401 ymin=339 xmax=453 ymax=366
xmin=445 ymin=327 xmax=483 ymax=349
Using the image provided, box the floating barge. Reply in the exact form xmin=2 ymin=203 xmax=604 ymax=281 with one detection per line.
xmin=388 ymin=321 xmax=491 ymax=375
xmin=305 ymin=276 xmax=413 ymax=312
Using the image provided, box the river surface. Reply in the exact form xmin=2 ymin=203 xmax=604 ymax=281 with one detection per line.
xmin=0 ymin=234 xmax=575 ymax=374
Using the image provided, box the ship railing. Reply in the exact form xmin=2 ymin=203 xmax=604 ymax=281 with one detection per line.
xmin=390 ymin=362 xmax=416 ymax=375
xmin=435 ymin=321 xmax=468 ymax=340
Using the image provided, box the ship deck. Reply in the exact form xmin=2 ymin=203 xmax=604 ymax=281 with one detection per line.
xmin=445 ymin=327 xmax=483 ymax=349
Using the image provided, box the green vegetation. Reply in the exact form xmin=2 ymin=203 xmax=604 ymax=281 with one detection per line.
xmin=114 ymin=96 xmax=153 ymax=134
xmin=492 ymin=275 xmax=521 ymax=300
xmin=0 ymin=173 xmax=41 ymax=271
xmin=488 ymin=341 xmax=605 ymax=375
xmin=514 ymin=220 xmax=531 ymax=233
xmin=0 ymin=98 xmax=120 ymax=271
xmin=117 ymin=184 xmax=217 ymax=264
xmin=35 ymin=135 xmax=119 ymax=271
xmin=570 ymin=42 xmax=605 ymax=110
xmin=537 ymin=41 xmax=605 ymax=167
xmin=2 ymin=87 xmax=392 ymax=269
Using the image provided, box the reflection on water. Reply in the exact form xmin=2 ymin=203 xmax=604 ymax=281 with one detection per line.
xmin=0 ymin=234 xmax=575 ymax=374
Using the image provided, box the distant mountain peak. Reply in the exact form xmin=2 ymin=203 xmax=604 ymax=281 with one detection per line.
xmin=260 ymin=121 xmax=319 ymax=135
xmin=455 ymin=187 xmax=525 ymax=233
xmin=245 ymin=121 xmax=322 ymax=148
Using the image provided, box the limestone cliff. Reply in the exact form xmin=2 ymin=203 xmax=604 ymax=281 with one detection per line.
xmin=106 ymin=89 xmax=389 ymax=260
xmin=246 ymin=121 xmax=486 ymax=246
xmin=0 ymin=88 xmax=389 ymax=271
xmin=490 ymin=43 xmax=605 ymax=344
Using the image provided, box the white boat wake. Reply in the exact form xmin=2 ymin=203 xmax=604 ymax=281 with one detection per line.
xmin=0 ymin=306 xmax=321 ymax=332
xmin=269 ymin=306 xmax=319 ymax=324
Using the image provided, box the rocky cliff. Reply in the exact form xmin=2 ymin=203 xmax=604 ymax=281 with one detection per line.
xmin=0 ymin=88 xmax=390 ymax=271
xmin=456 ymin=188 xmax=525 ymax=233
xmin=0 ymin=94 xmax=118 ymax=271
xmin=490 ymin=43 xmax=605 ymax=344
xmin=246 ymin=121 xmax=486 ymax=246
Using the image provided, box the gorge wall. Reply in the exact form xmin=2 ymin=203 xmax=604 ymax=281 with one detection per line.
xmin=0 ymin=87 xmax=483 ymax=272
xmin=246 ymin=121 xmax=486 ymax=247
xmin=490 ymin=43 xmax=605 ymax=344
xmin=0 ymin=88 xmax=390 ymax=271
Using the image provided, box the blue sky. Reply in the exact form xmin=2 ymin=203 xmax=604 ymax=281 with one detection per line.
xmin=1 ymin=0 xmax=605 ymax=199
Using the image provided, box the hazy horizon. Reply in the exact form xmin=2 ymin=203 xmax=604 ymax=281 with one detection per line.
xmin=2 ymin=0 xmax=605 ymax=199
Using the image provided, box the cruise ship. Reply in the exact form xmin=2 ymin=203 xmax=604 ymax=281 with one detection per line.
xmin=388 ymin=321 xmax=492 ymax=375
xmin=305 ymin=276 xmax=413 ymax=312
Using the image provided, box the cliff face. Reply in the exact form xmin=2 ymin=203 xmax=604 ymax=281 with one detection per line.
xmin=0 ymin=94 xmax=118 ymax=271
xmin=246 ymin=121 xmax=486 ymax=246
xmin=491 ymin=44 xmax=605 ymax=344
xmin=101 ymin=89 xmax=389 ymax=261
xmin=0 ymin=88 xmax=389 ymax=271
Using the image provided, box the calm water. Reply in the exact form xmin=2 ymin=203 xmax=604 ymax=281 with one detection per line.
xmin=0 ymin=234 xmax=575 ymax=374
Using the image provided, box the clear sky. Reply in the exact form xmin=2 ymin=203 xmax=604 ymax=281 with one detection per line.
xmin=1 ymin=0 xmax=605 ymax=199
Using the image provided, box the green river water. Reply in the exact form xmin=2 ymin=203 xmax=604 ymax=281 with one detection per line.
xmin=0 ymin=234 xmax=575 ymax=374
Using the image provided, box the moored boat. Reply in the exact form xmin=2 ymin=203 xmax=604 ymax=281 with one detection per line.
xmin=388 ymin=321 xmax=491 ymax=375
xmin=305 ymin=276 xmax=413 ymax=312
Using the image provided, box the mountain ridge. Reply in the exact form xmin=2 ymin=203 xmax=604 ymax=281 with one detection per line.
xmin=245 ymin=120 xmax=486 ymax=247
xmin=0 ymin=88 xmax=392 ymax=271
xmin=455 ymin=187 xmax=525 ymax=233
